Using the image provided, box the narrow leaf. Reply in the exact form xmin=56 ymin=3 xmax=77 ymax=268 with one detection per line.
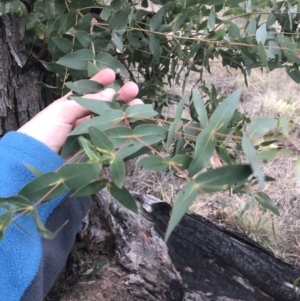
xmin=194 ymin=165 xmax=252 ymax=193
xmin=133 ymin=125 xmax=167 ymax=145
xmin=188 ymin=127 xmax=217 ymax=177
xmin=170 ymin=154 xmax=192 ymax=171
xmin=138 ymin=155 xmax=170 ymax=171
xmin=110 ymin=155 xmax=125 ymax=188
xmin=70 ymin=96 xmax=120 ymax=115
xmin=209 ymin=90 xmax=241 ymax=133
xmin=70 ymin=111 xmax=125 ymax=136
xmin=255 ymin=192 xmax=280 ymax=216
xmin=56 ymin=49 xmax=94 ymax=70
xmin=19 ymin=172 xmax=68 ymax=201
xmin=32 ymin=208 xmax=67 ymax=239
xmin=104 ymin=127 xmax=133 ymax=148
xmin=24 ymin=163 xmax=43 ymax=177
xmin=58 ymin=163 xmax=101 ymax=190
xmin=165 ymin=181 xmax=197 ymax=241
xmin=247 ymin=117 xmax=278 ymax=144
xmin=256 ymin=23 xmax=267 ymax=45
xmin=166 ymin=97 xmax=185 ymax=151
xmin=108 ymin=182 xmax=138 ymax=213
xmin=70 ymin=179 xmax=109 ymax=197
xmin=191 ymin=90 xmax=208 ymax=128
xmin=65 ymin=80 xmax=103 ymax=95
xmin=0 ymin=211 xmax=12 ymax=240
xmin=242 ymin=135 xmax=264 ymax=186
xmin=125 ymin=104 xmax=158 ymax=122
xmin=89 ymin=127 xmax=115 ymax=153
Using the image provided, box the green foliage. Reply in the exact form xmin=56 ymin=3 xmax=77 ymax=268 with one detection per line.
xmin=1 ymin=0 xmax=297 ymax=241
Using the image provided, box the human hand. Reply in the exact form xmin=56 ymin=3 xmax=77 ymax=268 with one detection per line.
xmin=18 ymin=68 xmax=143 ymax=153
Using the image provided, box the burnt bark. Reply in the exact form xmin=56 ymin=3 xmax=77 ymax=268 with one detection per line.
xmin=0 ymin=4 xmax=52 ymax=136
xmin=57 ymin=191 xmax=300 ymax=301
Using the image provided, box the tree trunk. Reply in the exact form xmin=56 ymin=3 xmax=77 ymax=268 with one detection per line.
xmin=0 ymin=5 xmax=52 ymax=136
xmin=54 ymin=191 xmax=300 ymax=301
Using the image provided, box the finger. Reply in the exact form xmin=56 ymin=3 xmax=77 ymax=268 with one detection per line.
xmin=82 ymin=88 xmax=116 ymax=100
xmin=90 ymin=68 xmax=116 ymax=86
xmin=117 ymin=82 xmax=139 ymax=103
xmin=128 ymin=99 xmax=143 ymax=106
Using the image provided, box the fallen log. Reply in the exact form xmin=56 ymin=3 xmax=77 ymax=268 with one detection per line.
xmin=49 ymin=191 xmax=300 ymax=301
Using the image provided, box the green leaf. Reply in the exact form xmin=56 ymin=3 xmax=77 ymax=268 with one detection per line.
xmin=56 ymin=49 xmax=94 ymax=70
xmin=109 ymin=9 xmax=128 ymax=34
xmin=104 ymin=127 xmax=133 ymax=148
xmin=100 ymin=6 xmax=111 ymax=20
xmin=58 ymin=163 xmax=100 ymax=190
xmin=133 ymin=125 xmax=167 ymax=145
xmin=0 ymin=195 xmax=32 ymax=211
xmin=209 ymin=90 xmax=241 ymax=133
xmin=242 ymin=135 xmax=264 ymax=187
xmin=71 ymin=179 xmax=109 ymax=197
xmin=74 ymin=31 xmax=93 ymax=47
xmin=170 ymin=154 xmax=192 ymax=171
xmin=112 ymin=32 xmax=123 ymax=53
xmin=125 ymin=104 xmax=157 ymax=122
xmin=247 ymin=117 xmax=278 ymax=144
xmin=166 ymin=97 xmax=185 ymax=151
xmin=256 ymin=23 xmax=267 ymax=45
xmin=165 ymin=181 xmax=197 ymax=241
xmin=255 ymin=192 xmax=280 ymax=216
xmin=108 ymin=182 xmax=138 ymax=213
xmin=32 ymin=208 xmax=66 ymax=239
xmin=65 ymin=80 xmax=103 ymax=95
xmin=191 ymin=90 xmax=208 ymax=128
xmin=78 ymin=136 xmax=101 ymax=162
xmin=207 ymin=6 xmax=215 ymax=31
xmin=0 ymin=211 xmax=12 ymax=240
xmin=52 ymin=37 xmax=73 ymax=54
xmin=194 ymin=165 xmax=252 ymax=193
xmin=138 ymin=155 xmax=170 ymax=171
xmin=258 ymin=42 xmax=268 ymax=68
xmin=267 ymin=12 xmax=276 ymax=27
xmin=149 ymin=34 xmax=162 ymax=63
xmin=89 ymin=127 xmax=115 ymax=153
xmin=110 ymin=155 xmax=125 ymax=188
xmin=245 ymin=19 xmax=256 ymax=35
xmin=95 ymin=53 xmax=128 ymax=75
xmin=70 ymin=96 xmax=120 ymax=115
xmin=19 ymin=172 xmax=68 ymax=201
xmin=24 ymin=163 xmax=43 ymax=177
xmin=70 ymin=111 xmax=125 ymax=136
xmin=188 ymin=127 xmax=217 ymax=177
xmin=61 ymin=136 xmax=81 ymax=159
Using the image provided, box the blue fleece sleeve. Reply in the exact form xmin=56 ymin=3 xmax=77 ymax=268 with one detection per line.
xmin=0 ymin=132 xmax=66 ymax=300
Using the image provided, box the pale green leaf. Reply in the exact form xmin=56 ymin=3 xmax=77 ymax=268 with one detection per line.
xmin=242 ymin=135 xmax=264 ymax=187
xmin=191 ymin=90 xmax=208 ymax=128
xmin=65 ymin=80 xmax=103 ymax=94
xmin=255 ymin=192 xmax=280 ymax=216
xmin=209 ymin=90 xmax=241 ymax=133
xmin=188 ymin=127 xmax=217 ymax=177
xmin=165 ymin=181 xmax=197 ymax=241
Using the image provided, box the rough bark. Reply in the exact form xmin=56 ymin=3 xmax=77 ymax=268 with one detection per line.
xmin=0 ymin=5 xmax=52 ymax=136
xmin=58 ymin=191 xmax=300 ymax=301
